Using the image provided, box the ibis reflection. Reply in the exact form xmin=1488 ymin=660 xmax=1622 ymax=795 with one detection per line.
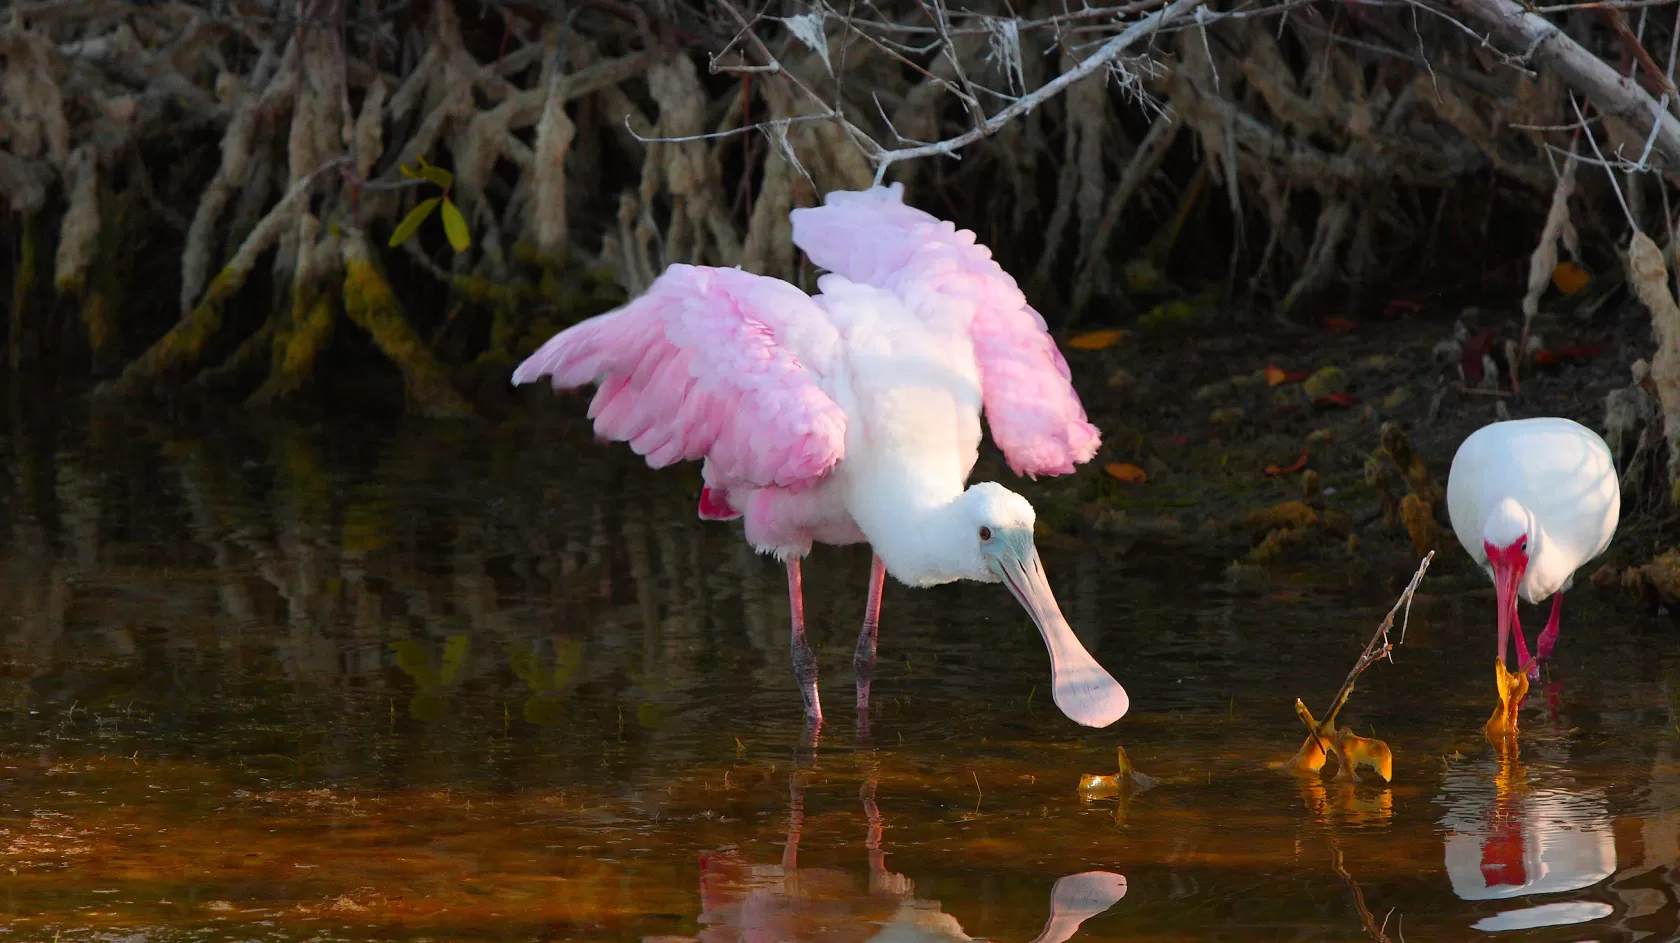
xmin=683 ymin=773 xmax=1126 ymax=943
xmin=1438 ymin=744 xmax=1615 ymax=933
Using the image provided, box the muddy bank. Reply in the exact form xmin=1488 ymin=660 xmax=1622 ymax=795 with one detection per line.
xmin=1024 ymin=284 xmax=1671 ymax=600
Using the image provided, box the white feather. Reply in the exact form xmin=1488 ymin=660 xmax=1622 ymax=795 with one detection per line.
xmin=1446 ymin=416 xmax=1620 ymax=602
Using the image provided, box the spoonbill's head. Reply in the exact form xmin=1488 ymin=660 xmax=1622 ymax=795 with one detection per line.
xmin=960 ymin=483 xmax=1129 ymax=727
xmin=1481 ymin=497 xmax=1534 ymax=668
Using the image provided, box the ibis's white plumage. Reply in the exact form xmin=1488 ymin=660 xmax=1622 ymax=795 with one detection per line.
xmin=1446 ymin=416 xmax=1620 ymax=603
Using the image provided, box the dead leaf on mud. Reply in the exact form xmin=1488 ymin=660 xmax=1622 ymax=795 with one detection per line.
xmin=1264 ymin=450 xmax=1309 ymax=477
xmin=1264 ymin=364 xmax=1310 ymax=386
xmin=1399 ymin=493 xmax=1436 ymax=556
xmin=1324 ymin=317 xmax=1357 ymax=334
xmin=1104 ymin=462 xmax=1148 ymax=484
xmin=1302 ymin=366 xmax=1346 ymax=400
xmin=1533 ymin=342 xmax=1601 ymax=367
xmin=1313 ymin=392 xmax=1356 ymax=408
xmin=1068 ymin=329 xmax=1124 ymax=350
xmin=1551 ymin=261 xmax=1591 ymax=295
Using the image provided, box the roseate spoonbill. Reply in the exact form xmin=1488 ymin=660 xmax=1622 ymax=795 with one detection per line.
xmin=1446 ymin=417 xmax=1620 ymax=682
xmin=511 ymin=184 xmax=1125 ymax=728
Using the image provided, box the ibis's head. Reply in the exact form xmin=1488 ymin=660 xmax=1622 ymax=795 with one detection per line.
xmin=1481 ymin=497 xmax=1534 ymax=669
xmin=959 ymin=483 xmax=1129 ymax=728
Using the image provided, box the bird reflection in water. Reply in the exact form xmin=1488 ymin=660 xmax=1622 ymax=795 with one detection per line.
xmin=1438 ymin=743 xmax=1615 ymax=933
xmin=658 ymin=772 xmax=1126 ymax=943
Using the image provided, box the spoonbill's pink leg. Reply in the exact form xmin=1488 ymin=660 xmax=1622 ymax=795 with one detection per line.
xmin=1532 ymin=592 xmax=1564 ymax=679
xmin=787 ymin=559 xmax=822 ymax=724
xmin=855 ymin=554 xmax=886 ymax=714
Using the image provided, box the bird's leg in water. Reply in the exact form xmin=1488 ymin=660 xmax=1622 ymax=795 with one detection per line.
xmin=1509 ymin=597 xmax=1534 ymax=674
xmin=1532 ymin=591 xmax=1564 ymax=678
xmin=787 ymin=559 xmax=823 ymax=726
xmin=855 ymin=554 xmax=886 ymax=720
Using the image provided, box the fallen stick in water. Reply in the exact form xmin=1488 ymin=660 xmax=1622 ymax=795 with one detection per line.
xmin=1282 ymin=551 xmax=1435 ymax=783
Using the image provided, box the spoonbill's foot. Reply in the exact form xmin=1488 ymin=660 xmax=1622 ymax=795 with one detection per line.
xmin=786 ymin=558 xmax=823 ymax=725
xmin=1531 ymin=591 xmax=1564 ymax=681
xmin=854 ymin=555 xmax=886 ymax=731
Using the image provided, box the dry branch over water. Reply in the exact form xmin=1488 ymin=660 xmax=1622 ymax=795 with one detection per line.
xmin=7 ymin=0 xmax=1680 ymax=446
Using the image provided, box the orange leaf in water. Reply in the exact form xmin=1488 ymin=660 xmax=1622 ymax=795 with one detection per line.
xmin=1324 ymin=317 xmax=1357 ymax=334
xmin=1264 ymin=450 xmax=1309 ymax=477
xmin=1333 ymin=728 xmax=1393 ymax=783
xmin=1314 ymin=392 xmax=1356 ymax=408
xmin=1164 ymin=434 xmax=1189 ymax=446
xmin=1104 ymin=462 xmax=1148 ymax=484
xmin=1264 ymin=364 xmax=1311 ymax=387
xmin=1551 ymin=261 xmax=1591 ymax=295
xmin=1067 ymin=329 xmax=1124 ymax=350
xmin=1533 ymin=349 xmax=1559 ymax=367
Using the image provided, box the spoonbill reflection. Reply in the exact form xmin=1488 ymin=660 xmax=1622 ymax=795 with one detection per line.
xmin=514 ymin=185 xmax=1125 ymax=729
xmin=681 ymin=772 xmax=1125 ymax=943
xmin=1447 ymin=417 xmax=1619 ymax=681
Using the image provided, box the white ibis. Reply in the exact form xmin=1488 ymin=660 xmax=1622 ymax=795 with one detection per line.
xmin=512 ymin=184 xmax=1126 ymax=729
xmin=1446 ymin=417 xmax=1620 ymax=680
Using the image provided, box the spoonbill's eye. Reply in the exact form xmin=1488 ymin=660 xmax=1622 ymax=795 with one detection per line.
xmin=1519 ymin=538 xmax=1528 ymax=552
xmin=979 ymin=526 xmax=993 ymax=541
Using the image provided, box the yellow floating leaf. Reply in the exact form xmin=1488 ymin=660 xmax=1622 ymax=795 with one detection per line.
xmin=1551 ymin=261 xmax=1590 ymax=295
xmin=1333 ymin=728 xmax=1393 ymax=783
xmin=1078 ymin=773 xmax=1122 ymax=798
xmin=1485 ymin=659 xmax=1530 ymax=738
xmin=1104 ymin=462 xmax=1148 ymax=484
xmin=1067 ymin=329 xmax=1124 ymax=350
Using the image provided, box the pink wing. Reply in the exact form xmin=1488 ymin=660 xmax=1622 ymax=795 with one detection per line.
xmin=790 ymin=185 xmax=1100 ymax=478
xmin=512 ymin=264 xmax=846 ymax=490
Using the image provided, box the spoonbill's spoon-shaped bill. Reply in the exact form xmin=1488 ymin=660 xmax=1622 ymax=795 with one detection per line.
xmin=987 ymin=524 xmax=1127 ymax=728
xmin=1446 ymin=416 xmax=1619 ymax=680
xmin=511 ymin=184 xmax=1126 ymax=728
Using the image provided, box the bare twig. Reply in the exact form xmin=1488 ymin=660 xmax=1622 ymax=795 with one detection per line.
xmin=1305 ymin=550 xmax=1434 ymax=737
xmin=871 ymin=0 xmax=1204 ymax=182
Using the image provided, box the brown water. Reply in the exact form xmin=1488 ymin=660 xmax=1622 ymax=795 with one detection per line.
xmin=2 ymin=405 xmax=1678 ymax=942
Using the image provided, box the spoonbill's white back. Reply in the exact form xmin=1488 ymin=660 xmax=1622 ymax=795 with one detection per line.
xmin=511 ymin=184 xmax=1127 ymax=730
xmin=1446 ymin=416 xmax=1619 ymax=679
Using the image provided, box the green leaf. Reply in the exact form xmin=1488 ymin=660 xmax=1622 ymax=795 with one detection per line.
xmin=389 ymin=640 xmax=440 ymax=689
xmin=387 ymin=197 xmax=440 ymax=247
xmin=438 ymin=633 xmax=470 ymax=685
xmin=398 ymin=162 xmax=420 ymax=180
xmin=440 ymin=198 xmax=471 ymax=252
xmin=418 ymin=162 xmax=454 ymax=189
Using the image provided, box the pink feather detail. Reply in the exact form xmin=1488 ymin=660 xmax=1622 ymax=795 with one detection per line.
xmin=790 ymin=185 xmax=1100 ymax=478
xmin=698 ymin=485 xmax=741 ymax=521
xmin=512 ymin=265 xmax=847 ymax=491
